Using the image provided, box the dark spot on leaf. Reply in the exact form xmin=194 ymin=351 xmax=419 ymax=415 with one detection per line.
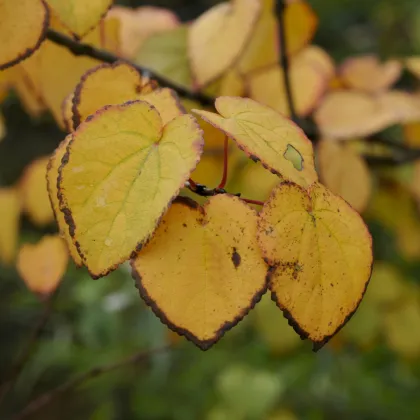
xmin=231 ymin=248 xmax=241 ymax=268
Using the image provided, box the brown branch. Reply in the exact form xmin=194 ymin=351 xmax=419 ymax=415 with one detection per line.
xmin=0 ymin=291 xmax=57 ymax=407
xmin=45 ymin=29 xmax=215 ymax=107
xmin=46 ymin=29 xmax=420 ymax=167
xmin=276 ymin=0 xmax=298 ymax=123
xmin=12 ymin=345 xmax=171 ymax=420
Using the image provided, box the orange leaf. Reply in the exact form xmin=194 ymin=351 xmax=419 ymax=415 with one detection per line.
xmin=17 ymin=235 xmax=68 ymax=297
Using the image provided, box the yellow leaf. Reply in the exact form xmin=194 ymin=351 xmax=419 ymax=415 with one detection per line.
xmin=193 ymin=97 xmax=318 ymax=187
xmin=72 ymin=61 xmax=184 ymax=129
xmin=317 ymin=140 xmax=372 ymax=212
xmin=62 ymin=92 xmax=74 ymax=132
xmin=284 ymin=0 xmax=318 ymax=56
xmin=20 ymin=157 xmax=54 ymax=226
xmin=403 ymin=121 xmax=420 ymax=147
xmin=135 ymin=26 xmax=192 ymax=89
xmin=46 ymin=0 xmax=113 ymax=38
xmin=0 ymin=0 xmax=49 ymax=70
xmin=247 ymin=53 xmax=327 ymax=117
xmin=295 ymin=45 xmax=335 ymax=80
xmin=72 ymin=61 xmax=143 ymax=128
xmin=405 ymin=56 xmax=420 ymax=79
xmin=236 ymin=5 xmax=278 ymax=74
xmin=314 ymin=90 xmax=395 ymax=140
xmin=384 ymin=294 xmax=420 ymax=359
xmin=131 ymin=195 xmax=268 ymax=350
xmin=378 ymin=90 xmax=420 ymax=124
xmin=257 ymin=181 xmax=373 ymax=349
xmin=253 ymin=294 xmax=302 ymax=355
xmin=189 ymin=0 xmax=261 ymax=87
xmin=58 ymin=100 xmax=204 ymax=278
xmin=17 ymin=235 xmax=68 ymax=297
xmin=340 ymin=55 xmax=401 ymax=93
xmin=22 ymin=16 xmax=120 ymax=127
xmin=47 ymin=136 xmax=83 ymax=266
xmin=109 ymin=6 xmax=179 ymax=59
xmin=233 ymin=160 xmax=281 ymax=204
xmin=0 ymin=188 xmax=21 ymax=264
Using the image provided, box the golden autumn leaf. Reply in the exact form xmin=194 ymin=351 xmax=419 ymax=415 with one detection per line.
xmin=340 ymin=55 xmax=401 ymax=93
xmin=58 ymin=100 xmax=204 ymax=278
xmin=17 ymin=235 xmax=68 ymax=297
xmin=21 ymin=16 xmax=120 ymax=127
xmin=403 ymin=121 xmax=420 ymax=147
xmin=193 ymin=97 xmax=318 ymax=187
xmin=47 ymin=136 xmax=83 ymax=266
xmin=131 ymin=195 xmax=268 ymax=350
xmin=236 ymin=2 xmax=278 ymax=74
xmin=317 ymin=140 xmax=372 ymax=212
xmin=284 ymin=0 xmax=318 ymax=56
xmin=296 ymin=45 xmax=335 ymax=80
xmin=233 ymin=160 xmax=281 ymax=204
xmin=257 ymin=181 xmax=373 ymax=349
xmin=72 ymin=61 xmax=183 ymax=128
xmin=314 ymin=90 xmax=395 ymax=140
xmin=405 ymin=56 xmax=420 ymax=79
xmin=46 ymin=0 xmax=113 ymax=38
xmin=62 ymin=92 xmax=74 ymax=132
xmin=189 ymin=0 xmax=261 ymax=87
xmin=20 ymin=157 xmax=54 ymax=226
xmin=247 ymin=52 xmax=328 ymax=117
xmin=135 ymin=26 xmax=192 ymax=89
xmin=378 ymin=90 xmax=420 ymax=124
xmin=0 ymin=0 xmax=49 ymax=70
xmin=0 ymin=188 xmax=21 ymax=265
xmin=109 ymin=6 xmax=179 ymax=59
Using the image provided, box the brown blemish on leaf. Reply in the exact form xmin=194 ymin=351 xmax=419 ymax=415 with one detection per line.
xmin=231 ymin=247 xmax=241 ymax=268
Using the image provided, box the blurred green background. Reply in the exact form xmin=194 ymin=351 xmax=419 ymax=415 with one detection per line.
xmin=2 ymin=0 xmax=420 ymax=419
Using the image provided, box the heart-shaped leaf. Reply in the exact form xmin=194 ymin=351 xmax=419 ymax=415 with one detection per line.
xmin=131 ymin=194 xmax=268 ymax=350
xmin=58 ymin=100 xmax=203 ymax=278
xmin=0 ymin=0 xmax=49 ymax=70
xmin=257 ymin=181 xmax=373 ymax=349
xmin=193 ymin=97 xmax=318 ymax=187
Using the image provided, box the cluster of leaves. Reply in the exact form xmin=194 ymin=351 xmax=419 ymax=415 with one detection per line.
xmin=13 ymin=0 xmax=420 ymax=356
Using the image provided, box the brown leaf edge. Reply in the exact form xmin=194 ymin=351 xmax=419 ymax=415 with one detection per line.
xmin=71 ymin=61 xmax=144 ymax=130
xmin=46 ymin=136 xmax=83 ymax=267
xmin=188 ymin=0 xmax=261 ymax=88
xmin=49 ymin=0 xmax=113 ymax=40
xmin=0 ymin=0 xmax=50 ymax=71
xmin=57 ymin=100 xmax=204 ymax=279
xmin=130 ymin=195 xmax=269 ymax=351
xmin=192 ymin=97 xmax=316 ymax=180
xmin=259 ymin=180 xmax=374 ymax=352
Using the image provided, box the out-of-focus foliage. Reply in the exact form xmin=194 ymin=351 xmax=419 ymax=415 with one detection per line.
xmin=3 ymin=0 xmax=420 ymax=419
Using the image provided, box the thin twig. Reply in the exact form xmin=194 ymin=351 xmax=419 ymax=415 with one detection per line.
xmin=241 ymin=198 xmax=265 ymax=206
xmin=12 ymin=345 xmax=171 ymax=420
xmin=45 ymin=29 xmax=214 ymax=107
xmin=0 ymin=291 xmax=57 ymax=407
xmin=277 ymin=0 xmax=298 ymax=123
